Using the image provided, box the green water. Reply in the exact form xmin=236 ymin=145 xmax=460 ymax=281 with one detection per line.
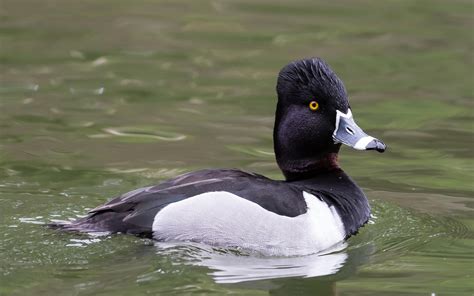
xmin=1 ymin=0 xmax=473 ymax=295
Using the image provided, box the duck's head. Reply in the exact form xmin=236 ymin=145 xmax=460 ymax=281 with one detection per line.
xmin=274 ymin=58 xmax=386 ymax=180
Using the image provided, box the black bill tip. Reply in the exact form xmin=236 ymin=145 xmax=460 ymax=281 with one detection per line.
xmin=366 ymin=139 xmax=387 ymax=153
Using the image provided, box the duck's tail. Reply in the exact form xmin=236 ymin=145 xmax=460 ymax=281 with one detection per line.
xmin=47 ymin=212 xmax=152 ymax=238
xmin=46 ymin=218 xmax=101 ymax=233
xmin=47 ymin=220 xmax=70 ymax=230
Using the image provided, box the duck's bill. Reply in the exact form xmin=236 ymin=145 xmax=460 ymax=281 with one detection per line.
xmin=332 ymin=109 xmax=386 ymax=153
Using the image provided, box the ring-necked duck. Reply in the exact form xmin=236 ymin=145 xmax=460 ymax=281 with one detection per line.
xmin=51 ymin=58 xmax=386 ymax=256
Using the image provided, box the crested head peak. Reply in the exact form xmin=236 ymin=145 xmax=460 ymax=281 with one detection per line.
xmin=276 ymin=57 xmax=347 ymax=107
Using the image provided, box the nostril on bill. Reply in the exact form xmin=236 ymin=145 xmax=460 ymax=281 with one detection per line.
xmin=345 ymin=127 xmax=355 ymax=135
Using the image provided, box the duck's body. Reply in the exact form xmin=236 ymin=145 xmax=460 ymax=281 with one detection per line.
xmin=59 ymin=168 xmax=368 ymax=255
xmin=51 ymin=58 xmax=385 ymax=256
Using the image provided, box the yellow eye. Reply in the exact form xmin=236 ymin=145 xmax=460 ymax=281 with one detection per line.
xmin=309 ymin=101 xmax=319 ymax=111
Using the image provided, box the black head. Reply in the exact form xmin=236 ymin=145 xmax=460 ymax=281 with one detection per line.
xmin=273 ymin=58 xmax=385 ymax=180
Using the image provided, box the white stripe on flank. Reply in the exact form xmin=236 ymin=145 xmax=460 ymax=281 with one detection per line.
xmin=152 ymin=191 xmax=345 ymax=256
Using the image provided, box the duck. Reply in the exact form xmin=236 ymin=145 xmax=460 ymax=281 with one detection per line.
xmin=50 ymin=58 xmax=386 ymax=256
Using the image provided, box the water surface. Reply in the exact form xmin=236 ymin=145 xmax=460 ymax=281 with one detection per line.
xmin=1 ymin=0 xmax=473 ymax=295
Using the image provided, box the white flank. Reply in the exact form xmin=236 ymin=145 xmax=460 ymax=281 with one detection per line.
xmin=152 ymin=191 xmax=345 ymax=256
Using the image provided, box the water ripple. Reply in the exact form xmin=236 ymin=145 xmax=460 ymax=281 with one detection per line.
xmin=92 ymin=127 xmax=187 ymax=142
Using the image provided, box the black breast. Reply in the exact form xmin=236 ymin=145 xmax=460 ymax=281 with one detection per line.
xmin=290 ymin=169 xmax=371 ymax=237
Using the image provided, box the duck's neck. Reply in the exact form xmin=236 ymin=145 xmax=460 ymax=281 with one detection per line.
xmin=280 ymin=153 xmax=341 ymax=181
xmin=273 ymin=102 xmax=342 ymax=181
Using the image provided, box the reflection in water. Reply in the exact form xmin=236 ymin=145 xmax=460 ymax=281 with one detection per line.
xmin=202 ymin=251 xmax=346 ymax=284
xmin=153 ymin=241 xmax=373 ymax=284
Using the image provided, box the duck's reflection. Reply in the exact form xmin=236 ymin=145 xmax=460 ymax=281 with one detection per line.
xmin=153 ymin=241 xmax=372 ymax=285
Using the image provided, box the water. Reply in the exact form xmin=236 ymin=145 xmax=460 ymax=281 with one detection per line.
xmin=1 ymin=0 xmax=473 ymax=295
